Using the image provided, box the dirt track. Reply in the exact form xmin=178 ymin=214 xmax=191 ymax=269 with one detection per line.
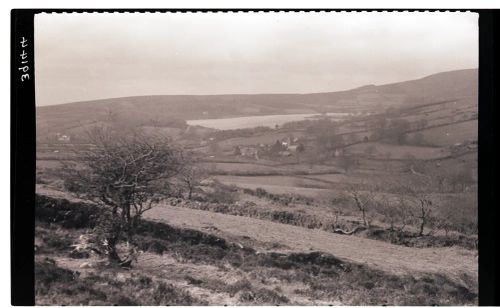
xmin=145 ymin=204 xmax=477 ymax=287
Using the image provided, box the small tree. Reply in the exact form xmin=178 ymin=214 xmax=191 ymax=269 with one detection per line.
xmin=296 ymin=143 xmax=305 ymax=153
xmin=62 ymin=127 xmax=183 ymax=266
xmin=377 ymin=118 xmax=411 ymax=144
xmin=449 ymin=165 xmax=475 ymax=192
xmin=205 ymin=180 xmax=239 ymax=204
xmin=376 ymin=194 xmax=411 ymax=234
xmin=438 ymin=192 xmax=478 ymax=236
xmin=347 ymin=185 xmax=374 ymax=227
xmin=399 ymin=178 xmax=437 ymax=236
xmin=178 ymin=153 xmax=209 ymax=199
xmin=414 ymin=198 xmax=434 ymax=236
xmin=233 ymin=146 xmax=242 ymax=156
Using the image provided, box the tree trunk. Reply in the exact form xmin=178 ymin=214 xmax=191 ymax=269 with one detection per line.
xmin=108 ymin=249 xmax=122 ymax=263
xmin=418 ymin=201 xmax=426 ymax=236
xmin=106 ymin=239 xmax=122 ymax=263
xmin=120 ymin=205 xmax=132 ymax=243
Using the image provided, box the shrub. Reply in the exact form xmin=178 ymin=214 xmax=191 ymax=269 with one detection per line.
xmin=239 ymin=288 xmax=290 ymax=304
xmin=226 ymin=278 xmax=253 ymax=296
xmin=151 ymin=282 xmax=198 ymax=305
xmin=243 ymin=187 xmax=314 ymax=206
xmin=36 ymin=261 xmax=206 ymax=306
xmin=35 ymin=258 xmax=78 ymax=296
xmin=35 ymin=194 xmax=100 ymax=229
xmin=204 ymin=181 xmax=239 ymax=204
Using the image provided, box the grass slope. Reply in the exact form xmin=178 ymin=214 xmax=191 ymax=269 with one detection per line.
xmin=35 ymin=192 xmax=478 ymax=305
xmin=144 ymin=204 xmax=477 ymax=285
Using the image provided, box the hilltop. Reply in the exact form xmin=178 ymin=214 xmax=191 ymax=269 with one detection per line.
xmin=36 ymin=68 xmax=477 ymax=138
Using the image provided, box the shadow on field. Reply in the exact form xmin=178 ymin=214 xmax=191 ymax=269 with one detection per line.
xmin=169 ymin=195 xmax=478 ymax=250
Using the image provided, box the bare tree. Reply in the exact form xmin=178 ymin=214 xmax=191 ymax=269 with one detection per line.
xmin=414 ymin=198 xmax=435 ymax=236
xmin=449 ymin=165 xmax=475 ymax=192
xmin=346 ymin=184 xmax=374 ymax=227
xmin=399 ymin=179 xmax=437 ymax=237
xmin=62 ymin=127 xmax=183 ymax=266
xmin=376 ymin=193 xmax=411 ymax=234
xmin=437 ymin=192 xmax=478 ymax=236
xmin=178 ymin=152 xmax=209 ymax=199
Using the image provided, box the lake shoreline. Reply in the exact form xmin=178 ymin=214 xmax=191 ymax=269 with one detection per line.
xmin=186 ymin=112 xmax=350 ymax=130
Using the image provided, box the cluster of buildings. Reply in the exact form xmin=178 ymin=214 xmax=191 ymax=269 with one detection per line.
xmin=233 ymin=136 xmax=305 ymax=160
xmin=46 ymin=132 xmax=71 ymax=143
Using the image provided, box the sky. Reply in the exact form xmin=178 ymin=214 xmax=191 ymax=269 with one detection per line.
xmin=35 ymin=12 xmax=478 ymax=106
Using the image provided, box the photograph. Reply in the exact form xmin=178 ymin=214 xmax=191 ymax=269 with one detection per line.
xmin=33 ymin=11 xmax=478 ymax=305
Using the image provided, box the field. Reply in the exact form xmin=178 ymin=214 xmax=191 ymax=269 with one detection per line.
xmin=216 ymin=131 xmax=302 ymax=148
xmin=144 ymin=205 xmax=476 ymax=281
xmin=406 ymin=120 xmax=478 ymax=146
xmin=215 ymin=175 xmax=332 ymax=189
xmin=346 ymin=142 xmax=449 ymax=160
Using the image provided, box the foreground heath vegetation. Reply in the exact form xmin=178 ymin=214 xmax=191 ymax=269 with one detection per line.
xmin=35 ymin=193 xmax=477 ymax=305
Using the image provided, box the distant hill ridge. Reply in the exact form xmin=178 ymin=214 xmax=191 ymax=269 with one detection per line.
xmin=36 ymin=68 xmax=477 ymax=135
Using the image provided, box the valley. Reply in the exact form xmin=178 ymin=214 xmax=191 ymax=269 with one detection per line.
xmin=35 ymin=68 xmax=478 ymax=305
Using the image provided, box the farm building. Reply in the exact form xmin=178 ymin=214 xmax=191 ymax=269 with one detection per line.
xmin=234 ymin=146 xmax=260 ymax=159
xmin=56 ymin=133 xmax=70 ymax=142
